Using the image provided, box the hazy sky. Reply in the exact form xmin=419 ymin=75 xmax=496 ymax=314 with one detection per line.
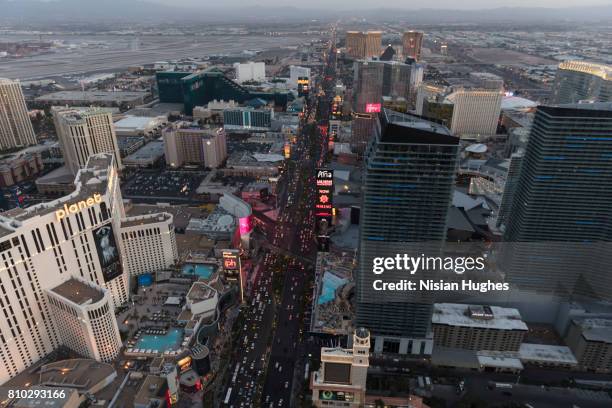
xmin=147 ymin=0 xmax=612 ymax=9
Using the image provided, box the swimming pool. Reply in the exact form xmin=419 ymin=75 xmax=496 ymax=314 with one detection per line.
xmin=318 ymin=272 xmax=348 ymax=305
xmin=182 ymin=263 xmax=214 ymax=279
xmin=135 ymin=328 xmax=183 ymax=352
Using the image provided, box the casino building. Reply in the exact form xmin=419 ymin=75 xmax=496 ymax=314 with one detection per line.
xmin=0 ymin=153 xmax=175 ymax=385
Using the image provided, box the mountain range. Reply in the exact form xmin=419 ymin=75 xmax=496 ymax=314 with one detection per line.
xmin=1 ymin=0 xmax=612 ymax=23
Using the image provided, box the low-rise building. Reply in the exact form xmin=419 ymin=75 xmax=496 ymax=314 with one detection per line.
xmin=186 ymin=282 xmax=218 ymax=318
xmin=0 ymin=148 xmax=44 ymax=187
xmin=565 ymin=318 xmax=612 ymax=372
xmin=36 ymin=91 xmax=149 ymax=107
xmin=311 ymin=329 xmax=370 ymax=407
xmin=432 ymin=304 xmax=527 ymax=352
xmin=123 ymin=140 xmax=165 ymax=167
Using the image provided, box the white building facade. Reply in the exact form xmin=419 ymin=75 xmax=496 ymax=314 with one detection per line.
xmin=234 ymin=62 xmax=266 ymax=83
xmin=119 ymin=213 xmax=178 ymax=277
xmin=46 ymin=277 xmax=122 ymax=362
xmin=0 ymin=153 xmax=128 ymax=384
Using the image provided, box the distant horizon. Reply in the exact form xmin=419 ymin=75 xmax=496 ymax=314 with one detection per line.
xmin=146 ymin=0 xmax=612 ymax=10
xmin=12 ymin=0 xmax=612 ymax=11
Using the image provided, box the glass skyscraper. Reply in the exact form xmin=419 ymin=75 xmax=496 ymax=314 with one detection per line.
xmin=501 ymin=103 xmax=612 ymax=301
xmin=357 ymin=109 xmax=459 ymax=353
xmin=552 ymin=61 xmax=611 ymax=104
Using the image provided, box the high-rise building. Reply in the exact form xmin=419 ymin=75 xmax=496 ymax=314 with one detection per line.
xmin=402 ymin=31 xmax=424 ymax=61
xmin=352 ymin=60 xmax=384 ymax=114
xmin=415 ymin=83 xmax=446 ymax=116
xmin=46 ymin=278 xmax=122 ymax=362
xmin=446 ymin=88 xmax=502 ymax=138
xmin=345 ymin=31 xmax=382 ymax=59
xmin=289 ymin=65 xmax=311 ymax=87
xmin=552 ymin=61 xmax=611 ymax=104
xmin=0 ymin=154 xmax=127 ymax=384
xmin=163 ymin=124 xmax=227 ymax=168
xmin=311 ymin=329 xmax=370 ymax=407
xmin=501 ymin=103 xmax=612 ymax=301
xmin=358 ymin=109 xmax=459 ymax=354
xmin=350 ymin=113 xmax=376 ymax=156
xmin=381 ymin=61 xmax=413 ymax=101
xmin=0 ymin=78 xmax=37 ymax=150
xmin=53 ymin=107 xmax=123 ymax=174
xmin=119 ymin=213 xmax=178 ymax=277
xmin=0 ymin=153 xmax=177 ymax=384
xmin=233 ymin=62 xmax=266 ymax=83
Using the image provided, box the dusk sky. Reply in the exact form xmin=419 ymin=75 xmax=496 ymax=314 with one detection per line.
xmin=148 ymin=0 xmax=612 ymax=9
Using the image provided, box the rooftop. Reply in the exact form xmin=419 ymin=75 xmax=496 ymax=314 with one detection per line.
xmin=432 ymin=303 xmax=528 ymax=331
xmin=519 ymin=343 xmax=578 ymax=365
xmin=381 ymin=109 xmax=457 ymax=145
xmin=49 ymin=278 xmax=104 ymax=305
xmin=39 ymin=359 xmax=116 ymax=391
xmin=123 ymin=140 xmax=165 ymax=164
xmin=558 ymin=60 xmax=612 ymax=81
xmin=36 ymin=90 xmax=148 ymax=103
xmin=120 ymin=212 xmax=172 ymax=229
xmin=133 ymin=375 xmax=166 ymax=407
xmin=187 ymin=282 xmax=217 ymax=303
xmin=575 ymin=318 xmax=612 ymax=343
xmin=0 ymin=153 xmax=114 ymax=237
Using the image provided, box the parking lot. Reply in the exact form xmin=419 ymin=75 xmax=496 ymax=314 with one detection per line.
xmin=122 ymin=169 xmax=207 ymax=203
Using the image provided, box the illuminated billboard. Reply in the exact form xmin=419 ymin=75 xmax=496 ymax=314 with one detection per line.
xmin=238 ymin=215 xmax=253 ymax=235
xmin=297 ymin=76 xmax=310 ymax=97
xmin=315 ymin=168 xmax=333 ymax=219
xmin=319 ymin=390 xmax=354 ymax=402
xmin=222 ymin=249 xmax=244 ymax=302
xmin=93 ymin=224 xmax=122 ymax=283
xmin=365 ymin=103 xmax=381 ymax=113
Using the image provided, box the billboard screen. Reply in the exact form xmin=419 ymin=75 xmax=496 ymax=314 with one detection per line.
xmin=315 ymin=168 xmax=333 ymax=218
xmin=93 ymin=224 xmax=122 ymax=282
xmin=365 ymin=103 xmax=382 ymax=113
xmin=238 ymin=215 xmax=253 ymax=235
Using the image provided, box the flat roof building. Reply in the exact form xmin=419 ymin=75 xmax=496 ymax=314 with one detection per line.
xmin=432 ymin=303 xmax=527 ymax=352
xmin=36 ymin=91 xmax=149 ymax=107
xmin=46 ymin=278 xmax=122 ymax=363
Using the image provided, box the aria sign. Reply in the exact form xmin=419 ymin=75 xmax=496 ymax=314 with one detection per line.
xmin=56 ymin=193 xmax=103 ymax=221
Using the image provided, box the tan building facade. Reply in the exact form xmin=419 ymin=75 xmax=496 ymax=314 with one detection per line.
xmin=0 ymin=78 xmax=37 ymax=150
xmin=402 ymin=31 xmax=424 ymax=61
xmin=432 ymin=304 xmax=527 ymax=352
xmin=345 ymin=31 xmax=382 ymax=59
xmin=311 ymin=329 xmax=370 ymax=407
xmin=163 ymin=124 xmax=227 ymax=168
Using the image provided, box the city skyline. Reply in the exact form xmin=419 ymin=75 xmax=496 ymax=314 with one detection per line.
xmin=1 ymin=7 xmax=612 ymax=407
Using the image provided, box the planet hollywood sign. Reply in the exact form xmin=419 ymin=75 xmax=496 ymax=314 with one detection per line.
xmin=55 ymin=193 xmax=103 ymax=221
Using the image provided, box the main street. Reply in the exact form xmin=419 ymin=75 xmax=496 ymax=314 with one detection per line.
xmin=219 ymin=34 xmax=336 ymax=408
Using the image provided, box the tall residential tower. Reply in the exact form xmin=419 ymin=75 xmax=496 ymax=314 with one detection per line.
xmin=358 ymin=109 xmax=459 ymax=354
xmin=0 ymin=78 xmax=37 ymax=150
xmin=552 ymin=61 xmax=611 ymax=104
